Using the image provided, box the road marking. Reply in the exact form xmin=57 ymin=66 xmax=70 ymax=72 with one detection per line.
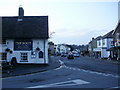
xmin=104 ymin=86 xmax=120 ymax=90
xmin=59 ymin=60 xmax=120 ymax=78
xmin=27 ymin=79 xmax=90 ymax=88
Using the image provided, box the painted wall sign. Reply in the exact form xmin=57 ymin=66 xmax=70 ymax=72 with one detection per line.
xmin=14 ymin=40 xmax=32 ymax=50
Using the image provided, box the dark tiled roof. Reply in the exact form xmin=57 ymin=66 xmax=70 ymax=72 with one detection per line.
xmin=2 ymin=16 xmax=49 ymax=39
xmin=102 ymin=30 xmax=114 ymax=39
xmin=95 ymin=36 xmax=102 ymax=40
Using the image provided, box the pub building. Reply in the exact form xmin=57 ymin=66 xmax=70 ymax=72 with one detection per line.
xmin=0 ymin=6 xmax=49 ymax=65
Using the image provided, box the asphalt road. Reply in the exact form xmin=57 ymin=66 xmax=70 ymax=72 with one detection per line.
xmin=2 ymin=56 xmax=120 ymax=89
xmin=60 ymin=56 xmax=120 ymax=75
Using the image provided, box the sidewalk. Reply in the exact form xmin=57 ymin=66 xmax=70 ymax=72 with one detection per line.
xmin=2 ymin=56 xmax=61 ymax=78
xmin=81 ymin=55 xmax=120 ymax=65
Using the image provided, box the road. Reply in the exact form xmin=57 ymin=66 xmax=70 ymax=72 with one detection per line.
xmin=2 ymin=56 xmax=120 ymax=89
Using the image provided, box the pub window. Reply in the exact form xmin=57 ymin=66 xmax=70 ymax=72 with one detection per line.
xmin=21 ymin=53 xmax=28 ymax=61
xmin=39 ymin=51 xmax=43 ymax=58
xmin=0 ymin=53 xmax=7 ymax=60
xmin=31 ymin=51 xmax=36 ymax=58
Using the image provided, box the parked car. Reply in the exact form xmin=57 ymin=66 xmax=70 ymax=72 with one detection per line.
xmin=61 ymin=52 xmax=67 ymax=57
xmin=67 ymin=52 xmax=74 ymax=59
xmin=73 ymin=52 xmax=80 ymax=57
xmin=55 ymin=52 xmax=61 ymax=56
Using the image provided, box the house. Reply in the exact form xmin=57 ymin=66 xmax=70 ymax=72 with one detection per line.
xmin=54 ymin=44 xmax=71 ymax=55
xmin=112 ymin=21 xmax=120 ymax=60
xmin=88 ymin=36 xmax=102 ymax=57
xmin=59 ymin=44 xmax=68 ymax=54
xmin=101 ymin=30 xmax=114 ymax=58
xmin=48 ymin=41 xmax=55 ymax=55
xmin=94 ymin=30 xmax=114 ymax=59
xmin=88 ymin=37 xmax=98 ymax=57
xmin=0 ymin=6 xmax=49 ymax=65
xmin=79 ymin=44 xmax=88 ymax=55
xmin=54 ymin=44 xmax=60 ymax=55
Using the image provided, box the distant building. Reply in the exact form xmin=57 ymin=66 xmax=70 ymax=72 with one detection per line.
xmin=59 ymin=44 xmax=71 ymax=54
xmin=0 ymin=6 xmax=49 ymax=64
xmin=88 ymin=37 xmax=99 ymax=57
xmin=79 ymin=45 xmax=88 ymax=55
xmin=54 ymin=44 xmax=71 ymax=55
xmin=48 ymin=41 xmax=55 ymax=55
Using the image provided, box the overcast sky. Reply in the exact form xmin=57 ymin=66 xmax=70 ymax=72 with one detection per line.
xmin=0 ymin=0 xmax=119 ymax=45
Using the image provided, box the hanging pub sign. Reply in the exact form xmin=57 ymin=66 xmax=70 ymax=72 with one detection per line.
xmin=14 ymin=40 xmax=32 ymax=50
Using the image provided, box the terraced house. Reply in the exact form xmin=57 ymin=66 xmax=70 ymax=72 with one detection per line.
xmin=0 ymin=6 xmax=49 ymax=65
xmin=112 ymin=21 xmax=120 ymax=60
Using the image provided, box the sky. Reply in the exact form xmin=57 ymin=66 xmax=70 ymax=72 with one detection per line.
xmin=0 ymin=0 xmax=119 ymax=45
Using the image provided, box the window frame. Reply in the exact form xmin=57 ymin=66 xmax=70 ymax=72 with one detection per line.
xmin=1 ymin=39 xmax=6 ymax=44
xmin=0 ymin=53 xmax=7 ymax=60
xmin=20 ymin=52 xmax=28 ymax=62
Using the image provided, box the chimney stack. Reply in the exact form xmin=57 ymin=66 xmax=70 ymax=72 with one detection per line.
xmin=18 ymin=6 xmax=24 ymax=18
xmin=18 ymin=5 xmax=24 ymax=21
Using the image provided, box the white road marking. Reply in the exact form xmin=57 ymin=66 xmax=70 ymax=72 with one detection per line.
xmin=104 ymin=86 xmax=120 ymax=90
xmin=27 ymin=79 xmax=90 ymax=88
xmin=59 ymin=60 xmax=120 ymax=78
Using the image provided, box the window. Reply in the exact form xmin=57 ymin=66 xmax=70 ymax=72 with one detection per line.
xmin=102 ymin=39 xmax=105 ymax=45
xmin=111 ymin=41 xmax=114 ymax=46
xmin=31 ymin=51 xmax=36 ymax=58
xmin=20 ymin=53 xmax=28 ymax=62
xmin=99 ymin=41 xmax=101 ymax=46
xmin=0 ymin=53 xmax=7 ymax=60
xmin=2 ymin=39 xmax=6 ymax=44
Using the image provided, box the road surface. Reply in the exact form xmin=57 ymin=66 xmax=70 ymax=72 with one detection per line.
xmin=2 ymin=56 xmax=120 ymax=89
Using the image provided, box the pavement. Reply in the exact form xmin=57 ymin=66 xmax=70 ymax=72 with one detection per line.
xmin=2 ymin=55 xmax=61 ymax=78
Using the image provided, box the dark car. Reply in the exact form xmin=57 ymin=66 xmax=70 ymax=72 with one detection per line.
xmin=61 ymin=52 xmax=67 ymax=57
xmin=67 ymin=52 xmax=74 ymax=59
xmin=55 ymin=52 xmax=61 ymax=56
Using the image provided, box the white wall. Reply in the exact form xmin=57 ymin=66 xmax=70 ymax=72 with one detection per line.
xmin=60 ymin=45 xmax=66 ymax=53
xmin=96 ymin=38 xmax=113 ymax=58
xmin=107 ymin=38 xmax=113 ymax=49
xmin=101 ymin=49 xmax=110 ymax=58
xmin=1 ymin=39 xmax=48 ymax=64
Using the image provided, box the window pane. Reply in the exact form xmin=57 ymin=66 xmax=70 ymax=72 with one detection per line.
xmin=21 ymin=53 xmax=28 ymax=61
xmin=0 ymin=53 xmax=7 ymax=60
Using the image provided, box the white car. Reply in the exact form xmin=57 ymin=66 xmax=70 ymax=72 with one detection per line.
xmin=73 ymin=52 xmax=80 ymax=57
